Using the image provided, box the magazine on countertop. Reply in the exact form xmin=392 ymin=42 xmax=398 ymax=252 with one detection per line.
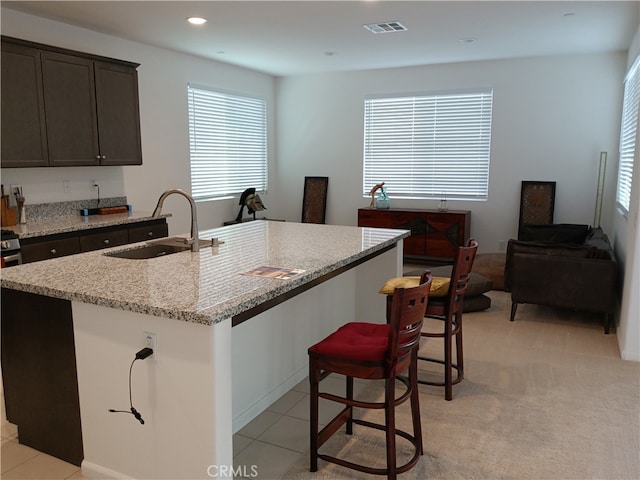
xmin=241 ymin=266 xmax=306 ymax=280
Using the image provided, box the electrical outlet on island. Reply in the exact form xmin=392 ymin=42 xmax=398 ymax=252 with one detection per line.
xmin=144 ymin=331 xmax=157 ymax=356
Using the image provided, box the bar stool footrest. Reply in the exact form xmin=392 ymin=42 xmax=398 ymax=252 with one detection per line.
xmin=417 ymin=355 xmax=463 ymax=386
xmin=317 ymin=418 xmax=422 ymax=476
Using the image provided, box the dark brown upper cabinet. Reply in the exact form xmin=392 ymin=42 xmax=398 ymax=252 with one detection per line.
xmin=1 ymin=42 xmax=49 ymax=167
xmin=94 ymin=61 xmax=142 ymax=166
xmin=41 ymin=52 xmax=100 ymax=166
xmin=1 ymin=36 xmax=142 ymax=168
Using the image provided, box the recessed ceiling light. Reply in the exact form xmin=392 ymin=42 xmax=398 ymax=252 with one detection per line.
xmin=459 ymin=37 xmax=477 ymax=44
xmin=187 ymin=17 xmax=207 ymax=25
xmin=324 ymin=51 xmax=337 ymax=56
xmin=363 ymin=22 xmax=407 ymax=34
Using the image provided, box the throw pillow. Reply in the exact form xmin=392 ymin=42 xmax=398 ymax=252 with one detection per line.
xmin=378 ymin=276 xmax=450 ymax=297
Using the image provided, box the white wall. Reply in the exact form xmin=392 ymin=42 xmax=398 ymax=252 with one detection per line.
xmin=274 ymin=53 xmax=627 ymax=254
xmin=616 ymin=24 xmax=640 ymax=361
xmin=0 ymin=8 xmax=277 ymax=235
xmin=1 ymin=8 xmax=626 ymax=250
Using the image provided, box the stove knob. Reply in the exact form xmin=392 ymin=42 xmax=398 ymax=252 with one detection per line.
xmin=1 ymin=240 xmax=10 ymax=250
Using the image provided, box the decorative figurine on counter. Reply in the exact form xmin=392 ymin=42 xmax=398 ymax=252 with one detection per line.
xmin=369 ymin=182 xmax=391 ymax=209
xmin=235 ymin=187 xmax=267 ymax=222
xmin=369 ymin=182 xmax=384 ymax=208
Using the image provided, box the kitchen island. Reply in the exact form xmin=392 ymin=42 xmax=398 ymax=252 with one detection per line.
xmin=1 ymin=220 xmax=408 ymax=479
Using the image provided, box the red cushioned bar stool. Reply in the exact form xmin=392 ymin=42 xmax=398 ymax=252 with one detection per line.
xmin=308 ymin=272 xmax=432 ymax=480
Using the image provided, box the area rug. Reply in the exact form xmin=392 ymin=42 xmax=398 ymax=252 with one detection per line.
xmin=283 ymin=317 xmax=640 ymax=480
xmin=284 ymin=380 xmax=639 ymax=480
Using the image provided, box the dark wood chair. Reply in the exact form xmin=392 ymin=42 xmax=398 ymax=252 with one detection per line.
xmin=308 ymin=272 xmax=432 ymax=479
xmin=417 ymin=239 xmax=478 ymax=400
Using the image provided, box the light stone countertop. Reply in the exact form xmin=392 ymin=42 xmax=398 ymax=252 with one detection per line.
xmin=4 ymin=211 xmax=170 ymax=239
xmin=1 ymin=221 xmax=409 ymax=325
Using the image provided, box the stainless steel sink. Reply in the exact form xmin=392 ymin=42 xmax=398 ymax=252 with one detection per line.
xmin=105 ymin=243 xmax=191 ymax=260
xmin=104 ymin=237 xmax=220 ymax=260
xmin=148 ymin=237 xmax=218 ymax=248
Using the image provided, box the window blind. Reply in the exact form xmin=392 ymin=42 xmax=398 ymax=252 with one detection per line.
xmin=363 ymin=90 xmax=493 ymax=200
xmin=188 ymin=85 xmax=267 ymax=200
xmin=617 ymin=56 xmax=639 ymax=215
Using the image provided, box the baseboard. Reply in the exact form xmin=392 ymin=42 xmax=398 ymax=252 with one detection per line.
xmin=620 ymin=348 xmax=640 ymax=362
xmin=232 ymin=366 xmax=308 ymax=433
xmin=81 ymin=460 xmax=135 ymax=479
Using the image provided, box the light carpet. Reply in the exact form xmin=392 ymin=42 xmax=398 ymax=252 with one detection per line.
xmin=283 ymin=292 xmax=640 ymax=480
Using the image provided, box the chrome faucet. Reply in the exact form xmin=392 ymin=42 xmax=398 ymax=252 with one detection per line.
xmin=152 ymin=188 xmax=200 ymax=252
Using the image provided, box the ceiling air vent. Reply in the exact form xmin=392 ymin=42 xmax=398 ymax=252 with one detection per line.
xmin=363 ymin=22 xmax=408 ymax=34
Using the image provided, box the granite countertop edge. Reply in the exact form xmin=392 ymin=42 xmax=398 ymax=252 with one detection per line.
xmin=7 ymin=212 xmax=171 ymax=239
xmin=1 ymin=230 xmax=408 ymax=326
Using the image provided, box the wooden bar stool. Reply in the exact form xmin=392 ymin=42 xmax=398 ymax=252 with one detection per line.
xmin=308 ymin=272 xmax=432 ymax=479
xmin=418 ymin=239 xmax=478 ymax=400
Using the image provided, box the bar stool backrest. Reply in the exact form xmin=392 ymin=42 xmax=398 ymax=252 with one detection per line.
xmin=386 ymin=271 xmax=432 ymax=375
xmin=445 ymin=239 xmax=479 ymax=316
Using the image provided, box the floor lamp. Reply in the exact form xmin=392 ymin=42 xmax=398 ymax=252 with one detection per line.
xmin=593 ymin=152 xmax=607 ymax=228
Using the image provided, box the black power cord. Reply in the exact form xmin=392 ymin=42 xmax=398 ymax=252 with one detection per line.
xmin=109 ymin=347 xmax=153 ymax=425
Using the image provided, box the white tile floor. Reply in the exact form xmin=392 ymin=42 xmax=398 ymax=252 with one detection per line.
xmin=1 ymin=384 xmax=83 ymax=479
xmin=1 ymin=371 xmax=367 ymax=480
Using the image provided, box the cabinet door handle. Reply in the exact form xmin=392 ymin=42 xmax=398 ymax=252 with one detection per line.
xmin=147 ymin=231 xmax=153 ymax=237
xmin=103 ymin=239 xmax=110 ymax=245
xmin=102 ymin=155 xmax=107 ymax=160
xmin=50 ymin=249 xmax=57 ymax=255
xmin=96 ymin=155 xmax=101 ymax=160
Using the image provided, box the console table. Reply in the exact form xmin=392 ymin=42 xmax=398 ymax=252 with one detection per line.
xmin=358 ymin=208 xmax=471 ymax=262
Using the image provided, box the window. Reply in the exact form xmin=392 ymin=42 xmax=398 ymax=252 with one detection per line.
xmin=363 ymin=90 xmax=493 ymax=201
xmin=187 ymin=85 xmax=267 ymax=201
xmin=617 ymin=56 xmax=639 ymax=215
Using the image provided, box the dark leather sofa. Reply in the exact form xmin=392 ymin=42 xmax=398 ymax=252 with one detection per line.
xmin=504 ymin=224 xmax=617 ymax=334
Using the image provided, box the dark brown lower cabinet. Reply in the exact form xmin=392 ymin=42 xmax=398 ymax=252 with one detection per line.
xmin=78 ymin=226 xmax=129 ymax=251
xmin=128 ymin=220 xmax=169 ymax=243
xmin=20 ymin=232 xmax=81 ymax=263
xmin=1 ymin=289 xmax=83 ymax=466
xmin=20 ymin=219 xmax=168 ymax=263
